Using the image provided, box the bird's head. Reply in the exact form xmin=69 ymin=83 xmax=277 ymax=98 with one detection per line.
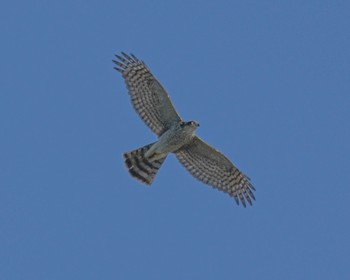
xmin=180 ymin=120 xmax=200 ymax=129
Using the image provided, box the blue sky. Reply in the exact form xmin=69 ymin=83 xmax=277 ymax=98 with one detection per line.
xmin=1 ymin=1 xmax=350 ymax=279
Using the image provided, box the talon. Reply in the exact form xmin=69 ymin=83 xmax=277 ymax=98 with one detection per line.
xmin=146 ymin=151 xmax=157 ymax=160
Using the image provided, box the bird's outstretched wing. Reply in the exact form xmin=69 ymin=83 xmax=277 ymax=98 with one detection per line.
xmin=175 ymin=136 xmax=255 ymax=206
xmin=113 ymin=52 xmax=182 ymax=136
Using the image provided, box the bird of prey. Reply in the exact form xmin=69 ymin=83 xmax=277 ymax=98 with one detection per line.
xmin=113 ymin=52 xmax=255 ymax=206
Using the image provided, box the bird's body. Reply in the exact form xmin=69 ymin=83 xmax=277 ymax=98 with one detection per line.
xmin=146 ymin=121 xmax=199 ymax=160
xmin=113 ymin=52 xmax=255 ymax=206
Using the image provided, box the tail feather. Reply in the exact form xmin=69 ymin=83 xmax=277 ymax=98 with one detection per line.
xmin=123 ymin=143 xmax=166 ymax=185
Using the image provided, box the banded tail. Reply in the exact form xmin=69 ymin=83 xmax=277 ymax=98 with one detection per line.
xmin=123 ymin=143 xmax=167 ymax=185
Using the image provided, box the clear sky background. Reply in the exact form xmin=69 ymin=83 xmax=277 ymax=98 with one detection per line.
xmin=1 ymin=1 xmax=349 ymax=279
